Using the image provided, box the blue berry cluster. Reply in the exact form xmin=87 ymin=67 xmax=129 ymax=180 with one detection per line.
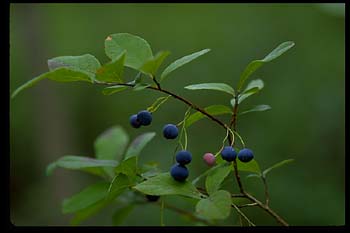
xmin=130 ymin=110 xmax=153 ymax=128
xmin=170 ymin=150 xmax=192 ymax=182
xmin=220 ymin=146 xmax=254 ymax=163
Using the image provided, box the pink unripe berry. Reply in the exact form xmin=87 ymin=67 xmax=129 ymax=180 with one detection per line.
xmin=203 ymin=153 xmax=216 ymax=166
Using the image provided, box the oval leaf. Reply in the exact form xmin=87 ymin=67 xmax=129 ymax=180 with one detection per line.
xmin=46 ymin=155 xmax=118 ymax=177
xmin=160 ymin=49 xmax=210 ymax=81
xmin=102 ymin=85 xmax=128 ymax=95
xmin=105 ymin=33 xmax=153 ymax=70
xmin=11 ymin=68 xmax=93 ymax=99
xmin=239 ymin=105 xmax=272 ymax=115
xmin=124 ymin=132 xmax=156 ymax=160
xmin=133 ymin=173 xmax=202 ymax=199
xmin=185 ymin=83 xmax=235 ymax=96
xmin=140 ymin=51 xmax=170 ymax=76
xmin=96 ymin=52 xmax=126 ymax=82
xmin=236 ymin=159 xmax=261 ymax=174
xmin=48 ymin=54 xmax=101 ymax=79
xmin=62 ymin=182 xmax=110 ymax=214
xmin=185 ymin=105 xmax=232 ymax=127
xmin=237 ymin=41 xmax=295 ymax=91
xmin=94 ymin=126 xmax=129 ymax=161
xmin=262 ymin=159 xmax=294 ymax=177
xmin=205 ymin=163 xmax=232 ymax=195
xmin=195 ymin=190 xmax=232 ymax=220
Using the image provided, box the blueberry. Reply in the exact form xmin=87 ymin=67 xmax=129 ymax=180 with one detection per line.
xmin=238 ymin=148 xmax=254 ymax=163
xmin=163 ymin=124 xmax=179 ymax=139
xmin=137 ymin=110 xmax=152 ymax=126
xmin=203 ymin=153 xmax=216 ymax=166
xmin=129 ymin=114 xmax=141 ymax=128
xmin=146 ymin=195 xmax=160 ymax=202
xmin=170 ymin=164 xmax=189 ymax=182
xmin=176 ymin=150 xmax=192 ymax=165
xmin=221 ymin=146 xmax=237 ymax=162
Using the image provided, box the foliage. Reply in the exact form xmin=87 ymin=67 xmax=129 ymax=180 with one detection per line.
xmin=12 ymin=32 xmax=295 ymax=226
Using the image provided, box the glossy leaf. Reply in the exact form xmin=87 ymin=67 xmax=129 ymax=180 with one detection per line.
xmin=62 ymin=182 xmax=110 ymax=214
xmin=133 ymin=83 xmax=151 ymax=91
xmin=124 ymin=132 xmax=156 ymax=160
xmin=94 ymin=126 xmax=129 ymax=161
xmin=47 ymin=54 xmax=101 ymax=79
xmin=184 ymin=83 xmax=235 ymax=96
xmin=195 ymin=190 xmax=231 ymax=220
xmin=105 ymin=33 xmax=153 ymax=70
xmin=70 ymin=174 xmax=129 ymax=225
xmin=262 ymin=159 xmax=294 ymax=177
xmin=133 ymin=173 xmax=202 ymax=199
xmin=205 ymin=163 xmax=232 ymax=195
xmin=140 ymin=51 xmax=170 ymax=76
xmin=239 ymin=105 xmax=272 ymax=115
xmin=46 ymin=155 xmax=118 ymax=177
xmin=236 ymin=159 xmax=261 ymax=174
xmin=235 ymin=79 xmax=265 ymax=105
xmin=114 ymin=156 xmax=138 ymax=182
xmin=11 ymin=68 xmax=92 ymax=99
xmin=160 ymin=49 xmax=210 ymax=81
xmin=96 ymin=52 xmax=126 ymax=82
xmin=102 ymin=85 xmax=128 ymax=95
xmin=237 ymin=41 xmax=295 ymax=91
xmin=185 ymin=105 xmax=232 ymax=127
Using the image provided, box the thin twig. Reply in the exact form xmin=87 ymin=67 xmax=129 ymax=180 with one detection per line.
xmin=262 ymin=176 xmax=270 ymax=206
xmin=232 ymin=203 xmax=256 ymax=226
xmin=237 ymin=203 xmax=258 ymax=208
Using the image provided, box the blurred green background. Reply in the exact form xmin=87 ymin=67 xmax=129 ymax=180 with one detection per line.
xmin=10 ymin=3 xmax=345 ymax=226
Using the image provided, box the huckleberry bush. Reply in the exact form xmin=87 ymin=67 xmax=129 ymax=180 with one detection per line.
xmin=12 ymin=33 xmax=295 ymax=226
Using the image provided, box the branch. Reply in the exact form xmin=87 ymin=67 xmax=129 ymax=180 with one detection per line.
xmin=96 ymin=80 xmax=289 ymax=226
xmin=96 ymin=81 xmax=229 ymax=131
xmin=262 ymin=176 xmax=270 ymax=206
xmin=243 ymin=191 xmax=289 ymax=226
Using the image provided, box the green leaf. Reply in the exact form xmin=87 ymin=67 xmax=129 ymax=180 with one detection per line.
xmin=237 ymin=41 xmax=295 ymax=91
xmin=235 ymin=79 xmax=264 ymax=105
xmin=262 ymin=159 xmax=294 ymax=177
xmin=107 ymin=174 xmax=131 ymax=199
xmin=102 ymin=85 xmax=128 ymax=95
xmin=184 ymin=83 xmax=235 ymax=96
xmin=105 ymin=33 xmax=153 ymax=70
xmin=94 ymin=126 xmax=129 ymax=177
xmin=47 ymin=54 xmax=101 ymax=79
xmin=246 ymin=174 xmax=261 ymax=180
xmin=46 ymin=155 xmax=118 ymax=177
xmin=160 ymin=49 xmax=210 ymax=81
xmin=205 ymin=163 xmax=232 ymax=195
xmin=114 ymin=156 xmax=138 ymax=183
xmin=94 ymin=126 xmax=129 ymax=161
xmin=70 ymin=199 xmax=109 ymax=226
xmin=133 ymin=83 xmax=151 ymax=91
xmin=96 ymin=52 xmax=126 ymax=82
xmin=140 ymin=51 xmax=170 ymax=76
xmin=133 ymin=173 xmax=202 ymax=199
xmin=195 ymin=190 xmax=232 ymax=220
xmin=11 ymin=68 xmax=92 ymax=99
xmin=70 ymin=174 xmax=129 ymax=225
xmin=236 ymin=159 xmax=261 ymax=174
xmin=185 ymin=105 xmax=232 ymax=127
xmin=124 ymin=132 xmax=156 ymax=160
xmin=112 ymin=204 xmax=135 ymax=226
xmin=239 ymin=105 xmax=272 ymax=115
xmin=62 ymin=182 xmax=110 ymax=214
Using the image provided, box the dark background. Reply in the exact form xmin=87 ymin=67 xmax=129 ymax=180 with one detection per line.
xmin=10 ymin=3 xmax=345 ymax=226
